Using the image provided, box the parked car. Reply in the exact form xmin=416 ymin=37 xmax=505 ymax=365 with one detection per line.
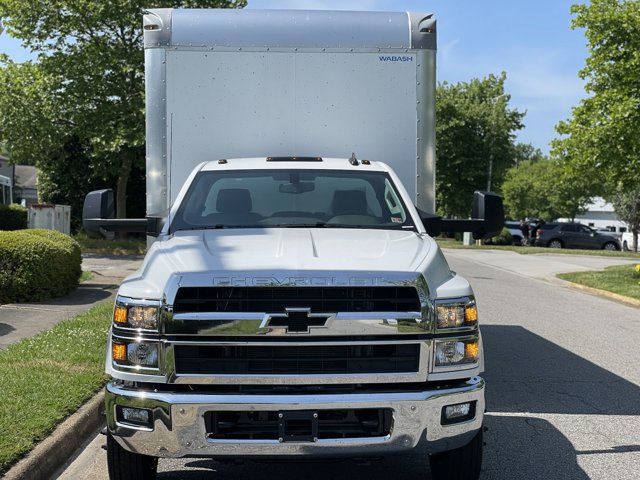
xmin=505 ymin=221 xmax=523 ymax=245
xmin=535 ymin=223 xmax=621 ymax=250
xmin=595 ymin=228 xmax=622 ymax=241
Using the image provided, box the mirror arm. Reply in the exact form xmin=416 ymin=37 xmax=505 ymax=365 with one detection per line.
xmin=82 ymin=218 xmax=148 ymax=233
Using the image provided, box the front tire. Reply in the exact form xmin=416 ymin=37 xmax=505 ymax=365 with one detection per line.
xmin=429 ymin=429 xmax=483 ymax=480
xmin=107 ymin=432 xmax=157 ymax=480
xmin=548 ymin=239 xmax=563 ymax=249
xmin=603 ymin=242 xmax=619 ymax=251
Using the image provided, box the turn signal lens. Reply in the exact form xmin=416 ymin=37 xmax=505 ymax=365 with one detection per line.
xmin=465 ymin=340 xmax=479 ymax=361
xmin=464 ymin=304 xmax=478 ymax=323
xmin=112 ymin=342 xmax=127 ymax=362
xmin=113 ymin=306 xmax=127 ymax=325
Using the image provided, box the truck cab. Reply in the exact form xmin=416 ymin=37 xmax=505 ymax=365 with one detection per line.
xmin=83 ymin=10 xmax=503 ymax=480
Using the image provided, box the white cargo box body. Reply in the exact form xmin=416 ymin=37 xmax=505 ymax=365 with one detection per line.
xmin=143 ymin=9 xmax=437 ymax=215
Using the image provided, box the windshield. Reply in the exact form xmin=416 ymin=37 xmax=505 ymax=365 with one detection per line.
xmin=170 ymin=169 xmax=415 ymax=232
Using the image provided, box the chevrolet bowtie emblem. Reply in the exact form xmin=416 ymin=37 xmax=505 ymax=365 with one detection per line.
xmin=265 ymin=308 xmax=331 ymax=333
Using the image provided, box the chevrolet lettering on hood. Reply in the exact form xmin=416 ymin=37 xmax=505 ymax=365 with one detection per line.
xmin=212 ymin=276 xmax=389 ymax=287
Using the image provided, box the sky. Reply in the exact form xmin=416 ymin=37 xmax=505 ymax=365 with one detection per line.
xmin=0 ymin=0 xmax=589 ymax=153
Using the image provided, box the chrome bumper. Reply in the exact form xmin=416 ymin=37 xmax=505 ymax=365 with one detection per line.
xmin=106 ymin=376 xmax=484 ymax=458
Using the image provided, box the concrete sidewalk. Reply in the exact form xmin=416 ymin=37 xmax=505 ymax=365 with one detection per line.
xmin=0 ymin=253 xmax=143 ymax=349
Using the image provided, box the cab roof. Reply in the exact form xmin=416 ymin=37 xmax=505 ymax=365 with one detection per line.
xmin=199 ymin=157 xmax=390 ymax=173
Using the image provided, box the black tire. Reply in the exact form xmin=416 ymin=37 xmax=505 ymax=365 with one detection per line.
xmin=602 ymin=241 xmax=619 ymax=251
xmin=623 ymin=240 xmax=629 ymax=251
xmin=548 ymin=239 xmax=563 ymax=249
xmin=107 ymin=432 xmax=158 ymax=480
xmin=512 ymin=235 xmax=522 ymax=246
xmin=429 ymin=429 xmax=483 ymax=480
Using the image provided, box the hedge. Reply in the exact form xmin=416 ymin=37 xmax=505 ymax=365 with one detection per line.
xmin=483 ymin=227 xmax=514 ymax=246
xmin=0 ymin=204 xmax=28 ymax=230
xmin=0 ymin=229 xmax=82 ymax=303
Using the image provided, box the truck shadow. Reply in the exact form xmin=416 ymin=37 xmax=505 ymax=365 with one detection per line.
xmin=481 ymin=324 xmax=640 ymax=415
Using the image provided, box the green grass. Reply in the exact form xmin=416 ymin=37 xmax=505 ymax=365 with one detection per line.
xmin=0 ymin=302 xmax=112 ymax=474
xmin=437 ymin=239 xmax=640 ymax=259
xmin=74 ymin=232 xmax=146 ymax=255
xmin=79 ymin=270 xmax=93 ymax=283
xmin=558 ymin=264 xmax=640 ymax=301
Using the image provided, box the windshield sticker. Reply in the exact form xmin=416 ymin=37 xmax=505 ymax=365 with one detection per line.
xmin=391 ymin=217 xmax=403 ymax=223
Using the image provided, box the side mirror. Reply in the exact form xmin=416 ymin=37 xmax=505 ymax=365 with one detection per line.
xmin=82 ymin=189 xmax=115 ymax=238
xmin=470 ymin=191 xmax=504 ymax=239
xmin=419 ymin=191 xmax=505 ymax=240
xmin=82 ymin=189 xmax=155 ymax=238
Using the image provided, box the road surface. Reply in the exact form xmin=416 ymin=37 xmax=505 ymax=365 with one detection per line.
xmin=56 ymin=251 xmax=640 ymax=479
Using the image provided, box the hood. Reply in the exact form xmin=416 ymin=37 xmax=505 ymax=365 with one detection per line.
xmin=119 ymin=228 xmax=432 ymax=299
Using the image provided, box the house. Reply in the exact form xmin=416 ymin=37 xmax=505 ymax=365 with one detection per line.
xmin=0 ymin=155 xmax=39 ymax=206
xmin=563 ymin=197 xmax=628 ymax=233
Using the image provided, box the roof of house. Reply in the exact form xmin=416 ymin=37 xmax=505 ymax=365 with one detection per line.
xmin=14 ymin=165 xmax=37 ymax=189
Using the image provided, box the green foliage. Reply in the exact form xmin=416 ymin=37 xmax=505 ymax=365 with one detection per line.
xmin=0 ymin=203 xmax=27 ymax=230
xmin=0 ymin=301 xmax=112 ymax=473
xmin=436 ymin=73 xmax=525 ymax=217
xmin=609 ymin=186 xmax=640 ymax=251
xmin=501 ymin=159 xmax=596 ymax=221
xmin=0 ymin=0 xmax=246 ymax=218
xmin=0 ymin=229 xmax=82 ymax=303
xmin=552 ymin=0 xmax=640 ymax=192
xmin=484 ymin=227 xmax=513 ymax=246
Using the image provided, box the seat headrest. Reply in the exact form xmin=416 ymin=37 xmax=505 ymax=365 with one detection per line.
xmin=216 ymin=188 xmax=252 ymax=214
xmin=331 ymin=190 xmax=368 ymax=215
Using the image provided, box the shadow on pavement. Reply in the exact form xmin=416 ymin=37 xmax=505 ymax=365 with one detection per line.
xmin=0 ymin=322 xmax=15 ymax=337
xmin=484 ymin=415 xmax=589 ymax=479
xmin=482 ymin=325 xmax=640 ymax=415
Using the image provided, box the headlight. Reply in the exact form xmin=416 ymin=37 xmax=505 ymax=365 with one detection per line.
xmin=113 ymin=298 xmax=160 ymax=330
xmin=435 ymin=338 xmax=479 ymax=367
xmin=435 ymin=298 xmax=478 ymax=330
xmin=112 ymin=340 xmax=159 ymax=369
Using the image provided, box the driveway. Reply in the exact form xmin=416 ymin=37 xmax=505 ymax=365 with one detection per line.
xmin=56 ymin=250 xmax=640 ymax=479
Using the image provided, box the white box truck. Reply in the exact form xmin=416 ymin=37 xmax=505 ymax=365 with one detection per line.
xmin=82 ymin=9 xmax=504 ymax=480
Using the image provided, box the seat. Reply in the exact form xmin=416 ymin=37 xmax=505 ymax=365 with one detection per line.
xmin=331 ymin=190 xmax=369 ymax=216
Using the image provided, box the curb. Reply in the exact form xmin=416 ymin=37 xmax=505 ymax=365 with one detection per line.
xmin=557 ymin=279 xmax=640 ymax=308
xmin=3 ymin=391 xmax=105 ymax=480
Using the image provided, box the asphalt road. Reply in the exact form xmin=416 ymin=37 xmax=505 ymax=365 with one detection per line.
xmin=56 ymin=251 xmax=640 ymax=480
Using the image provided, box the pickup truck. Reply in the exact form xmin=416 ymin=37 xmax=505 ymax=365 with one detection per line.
xmin=82 ymin=9 xmax=504 ymax=480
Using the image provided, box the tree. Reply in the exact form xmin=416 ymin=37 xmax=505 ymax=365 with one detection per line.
xmin=502 ymin=159 xmax=597 ymax=221
xmin=610 ymin=187 xmax=640 ymax=252
xmin=0 ymin=0 xmax=246 ymax=219
xmin=436 ymin=73 xmax=525 ymax=217
xmin=513 ymin=143 xmax=545 ymax=166
xmin=552 ymin=0 xmax=640 ymax=193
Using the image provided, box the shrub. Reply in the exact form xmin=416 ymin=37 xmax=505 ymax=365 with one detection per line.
xmin=484 ymin=227 xmax=514 ymax=246
xmin=0 ymin=229 xmax=82 ymax=303
xmin=0 ymin=204 xmax=28 ymax=230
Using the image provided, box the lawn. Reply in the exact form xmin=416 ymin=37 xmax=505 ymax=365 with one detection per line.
xmin=0 ymin=301 xmax=112 ymax=474
xmin=74 ymin=232 xmax=146 ymax=255
xmin=437 ymin=238 xmax=640 ymax=259
xmin=558 ymin=264 xmax=640 ymax=302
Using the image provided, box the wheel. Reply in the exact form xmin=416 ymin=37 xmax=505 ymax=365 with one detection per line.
xmin=603 ymin=242 xmax=619 ymax=251
xmin=623 ymin=240 xmax=629 ymax=251
xmin=107 ymin=432 xmax=157 ymax=480
xmin=512 ymin=235 xmax=522 ymax=246
xmin=429 ymin=428 xmax=483 ymax=480
xmin=548 ymin=239 xmax=563 ymax=249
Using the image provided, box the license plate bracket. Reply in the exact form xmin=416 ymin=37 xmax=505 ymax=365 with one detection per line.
xmin=278 ymin=410 xmax=318 ymax=443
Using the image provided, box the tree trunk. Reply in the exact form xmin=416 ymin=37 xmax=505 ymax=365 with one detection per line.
xmin=633 ymin=228 xmax=639 ymax=253
xmin=116 ymin=154 xmax=133 ymax=219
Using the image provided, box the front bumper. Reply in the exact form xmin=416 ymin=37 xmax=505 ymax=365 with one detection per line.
xmin=106 ymin=376 xmax=484 ymax=458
